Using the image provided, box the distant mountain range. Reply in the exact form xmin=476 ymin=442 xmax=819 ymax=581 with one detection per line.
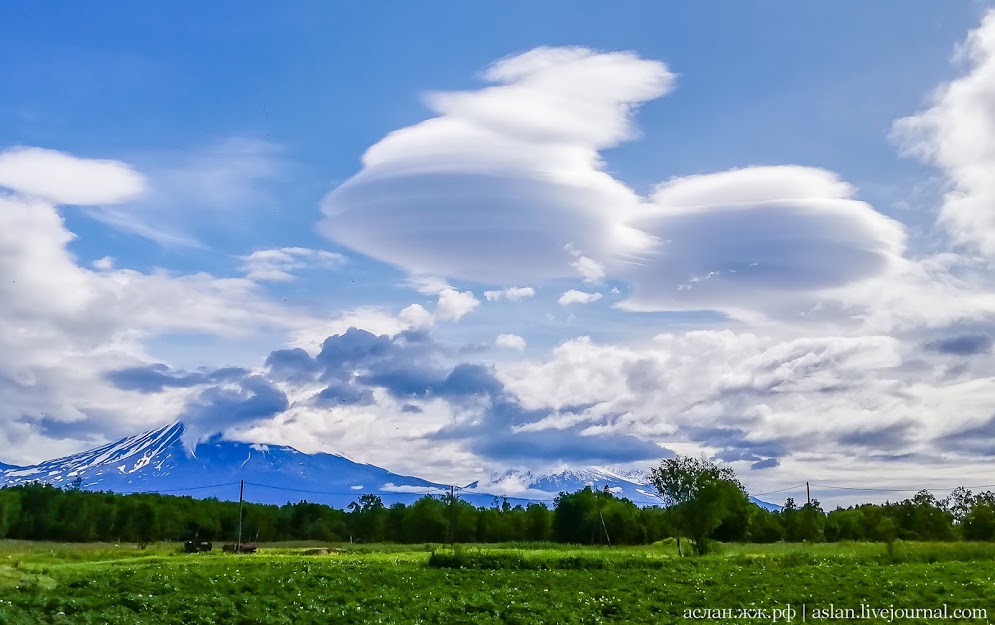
xmin=0 ymin=422 xmax=779 ymax=511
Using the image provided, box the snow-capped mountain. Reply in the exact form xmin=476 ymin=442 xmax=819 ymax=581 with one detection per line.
xmin=465 ymin=467 xmax=662 ymax=505
xmin=466 ymin=467 xmax=780 ymax=511
xmin=0 ymin=423 xmax=778 ymax=510
xmin=0 ymin=422 xmax=453 ymax=508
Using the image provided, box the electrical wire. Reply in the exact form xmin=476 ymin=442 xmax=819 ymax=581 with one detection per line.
xmin=752 ymin=484 xmax=807 ymax=497
xmin=112 ymin=481 xmax=241 ymax=495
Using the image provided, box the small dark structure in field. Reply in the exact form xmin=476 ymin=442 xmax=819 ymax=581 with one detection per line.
xmin=222 ymin=542 xmax=257 ymax=553
xmin=184 ymin=541 xmax=213 ymax=553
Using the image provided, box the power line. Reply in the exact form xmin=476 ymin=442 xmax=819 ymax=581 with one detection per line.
xmin=811 ymin=482 xmax=995 ymax=494
xmin=753 ymin=484 xmax=806 ymax=497
xmin=113 ymin=481 xmax=241 ymax=495
xmin=810 ymin=484 xmax=923 ymax=493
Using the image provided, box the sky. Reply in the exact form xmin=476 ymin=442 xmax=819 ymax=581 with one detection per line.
xmin=2 ymin=2 xmax=995 ymax=505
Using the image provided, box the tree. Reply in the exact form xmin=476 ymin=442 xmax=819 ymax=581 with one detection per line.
xmin=799 ymin=499 xmax=826 ymax=542
xmin=552 ymin=488 xmax=600 ymax=544
xmin=524 ymin=503 xmax=552 ymax=542
xmin=963 ymin=503 xmax=995 ymax=541
xmin=348 ymin=494 xmax=387 ymax=542
xmin=0 ymin=490 xmax=21 ymax=539
xmin=649 ymin=456 xmax=748 ymax=555
xmin=748 ymin=506 xmax=784 ymax=543
xmin=876 ymin=516 xmax=899 ymax=559
xmin=403 ymin=496 xmax=447 ymax=542
xmin=946 ymin=486 xmax=974 ymax=524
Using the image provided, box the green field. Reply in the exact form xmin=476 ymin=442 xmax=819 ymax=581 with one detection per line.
xmin=2 ymin=540 xmax=995 ymax=624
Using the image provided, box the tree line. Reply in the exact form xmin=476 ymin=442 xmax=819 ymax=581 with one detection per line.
xmin=1 ymin=457 xmax=994 ymax=549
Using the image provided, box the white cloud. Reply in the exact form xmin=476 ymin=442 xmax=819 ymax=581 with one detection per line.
xmin=492 ymin=330 xmax=995 ymax=504
xmin=617 ymin=166 xmax=907 ymax=321
xmin=319 ymin=47 xmax=669 ymax=284
xmin=892 ymin=10 xmax=995 ymax=257
xmin=317 ymin=48 xmax=906 ymax=327
xmin=399 ymin=303 xmax=434 ymax=329
xmin=558 ymin=289 xmax=602 ymax=305
xmin=0 ymin=177 xmax=311 ymax=463
xmin=826 ymin=254 xmax=995 ymax=333
xmin=565 ymin=243 xmax=606 ymax=283
xmin=287 ymin=293 xmax=477 ymax=356
xmin=237 ymin=388 xmax=479 ymax=484
xmin=572 ymin=255 xmax=607 ymax=283
xmin=495 ymin=333 xmax=527 ymax=351
xmin=483 ymin=286 xmax=535 ymax=301
xmin=239 ymin=247 xmax=347 ymax=282
xmin=91 ymin=256 xmax=115 ymax=270
xmin=288 ymin=306 xmax=423 ymax=354
xmin=0 ymin=146 xmax=146 ymax=205
xmin=435 ymin=288 xmax=480 ymax=321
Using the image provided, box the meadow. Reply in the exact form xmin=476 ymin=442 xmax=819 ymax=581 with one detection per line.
xmin=2 ymin=540 xmax=995 ymax=624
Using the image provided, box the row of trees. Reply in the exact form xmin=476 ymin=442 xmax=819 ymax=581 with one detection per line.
xmin=0 ymin=482 xmax=674 ymax=545
xmin=2 ymin=457 xmax=995 ymax=550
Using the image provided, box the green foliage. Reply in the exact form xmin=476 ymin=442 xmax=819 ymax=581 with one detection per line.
xmin=552 ymin=487 xmax=644 ymax=545
xmin=649 ymin=455 xmax=749 ymax=554
xmin=0 ymin=490 xmax=21 ymax=539
xmin=1 ymin=479 xmax=991 ymax=550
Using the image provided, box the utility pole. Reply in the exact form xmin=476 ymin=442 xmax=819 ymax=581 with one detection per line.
xmin=449 ymin=485 xmax=456 ymax=548
xmin=806 ymin=482 xmax=811 ymax=507
xmin=237 ymin=479 xmax=244 ymax=552
xmin=599 ymin=510 xmax=612 ymax=547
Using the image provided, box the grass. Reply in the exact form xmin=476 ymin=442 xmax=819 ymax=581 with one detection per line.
xmin=2 ymin=540 xmax=995 ymax=623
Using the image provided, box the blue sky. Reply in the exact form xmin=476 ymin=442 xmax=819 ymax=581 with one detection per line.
xmin=2 ymin=2 xmax=995 ymax=504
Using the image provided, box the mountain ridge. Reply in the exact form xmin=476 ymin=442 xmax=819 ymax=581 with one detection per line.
xmin=0 ymin=422 xmax=779 ymax=511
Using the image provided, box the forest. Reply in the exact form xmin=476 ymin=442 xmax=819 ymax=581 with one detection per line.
xmin=3 ymin=479 xmax=995 ymax=546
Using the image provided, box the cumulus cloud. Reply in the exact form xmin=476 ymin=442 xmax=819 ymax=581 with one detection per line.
xmin=0 ymin=146 xmax=146 ymax=205
xmin=0 ymin=150 xmax=315 ymax=463
xmin=103 ymin=363 xmax=290 ymax=450
xmin=398 ymin=303 xmax=434 ymax=329
xmin=435 ymin=288 xmax=480 ymax=321
xmin=286 ymin=297 xmax=461 ymax=356
xmin=253 ymin=327 xmax=671 ymax=473
xmin=239 ymin=247 xmax=347 ymax=282
xmin=893 ymin=10 xmax=995 ymax=257
xmin=558 ymin=289 xmax=602 ymax=305
xmin=495 ymin=334 xmax=527 ymax=351
xmin=565 ymin=243 xmax=606 ymax=283
xmin=483 ymin=287 xmax=535 ymax=301
xmin=479 ymin=326 xmax=995 ymax=500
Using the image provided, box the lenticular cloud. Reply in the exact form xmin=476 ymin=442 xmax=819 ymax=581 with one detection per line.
xmin=320 ymin=46 xmax=907 ymax=320
xmin=320 ymin=47 xmax=669 ymax=284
